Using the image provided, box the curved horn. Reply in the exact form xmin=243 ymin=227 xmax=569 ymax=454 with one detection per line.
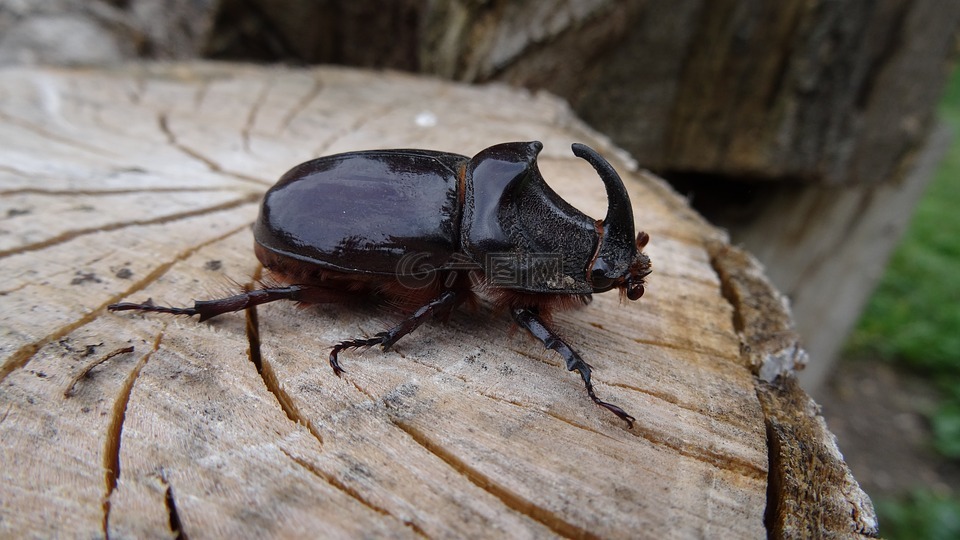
xmin=571 ymin=143 xmax=635 ymax=270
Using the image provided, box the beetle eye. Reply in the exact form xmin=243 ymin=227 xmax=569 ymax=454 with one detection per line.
xmin=627 ymin=282 xmax=644 ymax=300
xmin=592 ymin=274 xmax=615 ymax=291
xmin=591 ymin=258 xmax=617 ymax=292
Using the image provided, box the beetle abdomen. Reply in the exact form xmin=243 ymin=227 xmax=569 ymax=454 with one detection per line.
xmin=254 ymin=150 xmax=467 ymax=275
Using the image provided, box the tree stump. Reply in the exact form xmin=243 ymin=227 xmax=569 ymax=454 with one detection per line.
xmin=0 ymin=63 xmax=877 ymax=538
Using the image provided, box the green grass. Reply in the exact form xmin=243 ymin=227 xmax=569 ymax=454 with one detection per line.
xmin=848 ymin=70 xmax=960 ymax=376
xmin=876 ymin=491 xmax=960 ymax=540
xmin=845 ymin=68 xmax=960 ymax=538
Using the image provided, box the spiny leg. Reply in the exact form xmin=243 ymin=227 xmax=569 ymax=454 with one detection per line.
xmin=512 ymin=307 xmax=635 ymax=428
xmin=329 ymin=290 xmax=459 ymax=377
xmin=108 ymin=285 xmax=323 ymax=322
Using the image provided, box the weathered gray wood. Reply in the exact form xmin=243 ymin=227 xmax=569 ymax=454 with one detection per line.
xmin=0 ymin=63 xmax=875 ymax=538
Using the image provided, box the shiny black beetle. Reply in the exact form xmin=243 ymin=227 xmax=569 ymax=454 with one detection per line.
xmin=110 ymin=141 xmax=651 ymax=426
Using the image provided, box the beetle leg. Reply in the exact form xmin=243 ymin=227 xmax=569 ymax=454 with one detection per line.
xmin=511 ymin=307 xmax=635 ymax=428
xmin=328 ymin=290 xmax=460 ymax=377
xmin=108 ymin=285 xmax=327 ymax=322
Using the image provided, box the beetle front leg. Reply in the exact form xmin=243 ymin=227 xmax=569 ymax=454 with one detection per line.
xmin=328 ymin=290 xmax=460 ymax=376
xmin=512 ymin=307 xmax=635 ymax=428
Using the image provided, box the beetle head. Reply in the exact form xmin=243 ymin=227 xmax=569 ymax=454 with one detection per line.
xmin=572 ymin=143 xmax=651 ymax=300
xmin=461 ymin=141 xmax=649 ymax=297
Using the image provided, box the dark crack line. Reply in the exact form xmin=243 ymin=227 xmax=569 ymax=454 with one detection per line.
xmin=0 ymin=281 xmax=30 ymax=297
xmin=539 ymin=410 xmax=621 ymax=443
xmin=0 ymin=221 xmax=251 ymax=383
xmin=102 ymin=327 xmax=164 ymax=539
xmin=0 ymin=186 xmax=241 ymax=197
xmin=64 ymin=345 xmax=136 ymax=398
xmin=510 ymin=346 xmax=764 ymax=478
xmin=0 ymin=193 xmax=258 ymax=260
xmin=630 ymin=336 xmax=739 ymax=361
xmin=707 ymin=244 xmax=788 ymax=536
xmin=347 ymin=378 xmax=377 ymax=402
xmin=630 ymin=414 xmax=767 ymax=481
xmin=279 ymin=447 xmax=428 ymax=538
xmin=158 ymin=469 xmax=189 ymax=540
xmin=308 ymin=102 xmax=404 ymax=158
xmin=242 ymin=80 xmax=274 ymax=154
xmin=606 ymin=380 xmax=748 ymax=429
xmin=243 ymin=270 xmax=325 ymax=447
xmin=0 ymin=109 xmax=122 ymax=159
xmin=127 ymin=73 xmax=145 ymax=105
xmin=279 ymin=76 xmax=324 ymax=132
xmin=0 ymin=163 xmax=39 ymax=177
xmin=389 ymin=418 xmax=600 ymax=540
xmin=5 ymin=247 xmax=117 ymax=295
xmin=192 ymin=78 xmax=211 ymax=111
xmin=157 ymin=113 xmax=271 ymax=187
xmin=763 ymin=419 xmax=782 ymax=538
xmin=475 ymin=388 xmax=623 ymax=443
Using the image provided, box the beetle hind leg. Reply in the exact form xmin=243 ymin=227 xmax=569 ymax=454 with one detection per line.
xmin=328 ymin=290 xmax=461 ymax=377
xmin=512 ymin=307 xmax=635 ymax=428
xmin=108 ymin=285 xmax=330 ymax=322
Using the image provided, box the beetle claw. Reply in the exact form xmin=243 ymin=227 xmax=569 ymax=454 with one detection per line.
xmin=375 ymin=331 xmax=394 ymax=351
xmin=595 ymin=400 xmax=636 ymax=429
xmin=328 ymin=350 xmax=346 ymax=378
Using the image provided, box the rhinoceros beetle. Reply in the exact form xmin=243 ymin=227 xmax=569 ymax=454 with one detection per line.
xmin=109 ymin=141 xmax=651 ymax=427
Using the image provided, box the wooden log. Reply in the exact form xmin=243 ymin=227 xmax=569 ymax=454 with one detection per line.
xmin=8 ymin=1 xmax=958 ymax=393
xmin=0 ymin=63 xmax=876 ymax=538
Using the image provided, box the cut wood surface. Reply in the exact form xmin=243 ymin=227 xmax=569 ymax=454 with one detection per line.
xmin=0 ymin=63 xmax=876 ymax=538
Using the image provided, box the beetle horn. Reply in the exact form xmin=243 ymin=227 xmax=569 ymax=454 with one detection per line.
xmin=571 ymin=143 xmax=636 ymax=272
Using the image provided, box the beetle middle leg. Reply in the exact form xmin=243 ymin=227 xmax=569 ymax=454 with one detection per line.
xmin=512 ymin=307 xmax=635 ymax=428
xmin=328 ymin=290 xmax=461 ymax=376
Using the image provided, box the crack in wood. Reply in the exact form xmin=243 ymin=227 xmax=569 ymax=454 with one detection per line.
xmin=242 ymin=80 xmax=274 ymax=154
xmin=158 ymin=469 xmax=189 ymax=540
xmin=706 ymin=241 xmax=877 ymax=535
xmin=475 ymin=388 xmax=624 ymax=443
xmin=0 ymin=186 xmax=241 ymax=197
xmin=628 ymin=416 xmax=767 ymax=481
xmin=539 ymin=409 xmax=622 ymax=443
xmin=244 ymin=294 xmax=324 ymax=447
xmin=510 ymin=314 xmax=765 ymax=478
xmin=0 ymin=109 xmax=122 ymax=159
xmin=0 ymin=281 xmax=30 ymax=297
xmin=0 ymin=221 xmax=251 ymax=382
xmin=308 ymin=101 xmax=411 ymax=158
xmin=102 ymin=327 xmax=164 ymax=539
xmin=606 ymin=380 xmax=749 ymax=430
xmin=64 ymin=345 xmax=136 ymax=398
xmin=347 ymin=378 xmax=377 ymax=402
xmin=374 ymin=351 xmax=624 ymax=440
xmin=127 ymin=73 xmax=145 ymax=105
xmin=389 ymin=418 xmax=600 ymax=540
xmin=192 ymin=78 xmax=211 ymax=111
xmin=156 ymin=113 xmax=270 ymax=187
xmin=0 ymin=193 xmax=259 ymax=260
xmin=630 ymin=336 xmax=740 ymax=361
xmin=278 ymin=447 xmax=429 ymax=538
xmin=279 ymin=75 xmax=324 ymax=132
